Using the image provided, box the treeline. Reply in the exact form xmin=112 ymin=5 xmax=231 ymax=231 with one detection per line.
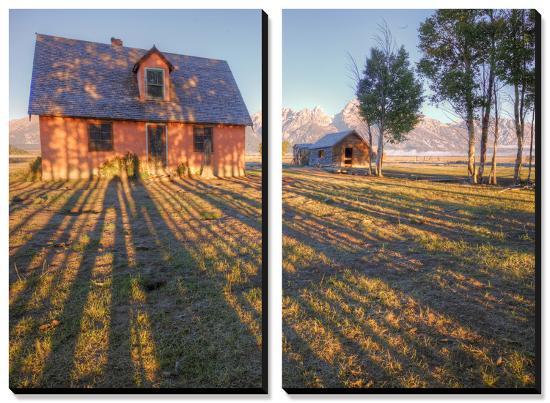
xmin=355 ymin=10 xmax=537 ymax=184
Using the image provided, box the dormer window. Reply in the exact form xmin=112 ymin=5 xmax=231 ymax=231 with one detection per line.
xmin=133 ymin=46 xmax=174 ymax=101
xmin=146 ymin=68 xmax=164 ymax=99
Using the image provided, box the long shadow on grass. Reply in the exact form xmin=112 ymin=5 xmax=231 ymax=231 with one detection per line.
xmin=33 ymin=179 xmax=115 ymax=387
xmin=133 ymin=177 xmax=261 ymax=387
xmin=282 ymin=170 xmax=536 ymax=388
xmin=288 ymin=167 xmax=534 ymax=205
xmin=9 ymin=178 xmax=109 ymax=388
xmin=285 ymin=172 xmax=534 ymax=251
xmin=154 ymin=179 xmax=263 ymax=336
xmin=9 ymin=181 xmax=83 ymax=238
xmin=9 ymin=181 xmax=66 ymax=214
xmin=10 ymin=172 xmax=272 ymax=388
xmin=284 ymin=177 xmax=534 ymax=322
xmin=100 ymin=176 xmax=262 ymax=388
xmin=9 ymin=179 xmax=98 ymax=307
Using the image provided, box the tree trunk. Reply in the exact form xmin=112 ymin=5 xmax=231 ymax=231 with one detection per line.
xmin=478 ymin=113 xmax=489 ymax=183
xmin=463 ymin=52 xmax=477 ymax=184
xmin=514 ymin=127 xmax=524 ymax=184
xmin=367 ymin=124 xmax=374 ymax=175
xmin=478 ymin=67 xmax=495 ymax=183
xmin=527 ymin=110 xmax=535 ymax=183
xmin=489 ymin=120 xmax=499 ymax=185
xmin=489 ymin=83 xmax=500 ymax=185
xmin=376 ymin=128 xmax=384 ymax=177
xmin=466 ymin=110 xmax=477 ymax=184
xmin=489 ymin=130 xmax=498 ymax=185
xmin=513 ymin=84 xmax=523 ymax=183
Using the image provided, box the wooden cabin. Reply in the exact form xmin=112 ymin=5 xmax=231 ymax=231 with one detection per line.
xmin=308 ymin=130 xmax=370 ymax=168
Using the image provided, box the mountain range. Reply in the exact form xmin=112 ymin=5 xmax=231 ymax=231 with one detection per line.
xmin=9 ymin=117 xmax=40 ymax=150
xmin=282 ymin=99 xmax=533 ymax=155
xmin=10 ymin=103 xmax=533 ymax=156
xmin=245 ymin=111 xmax=262 ymax=153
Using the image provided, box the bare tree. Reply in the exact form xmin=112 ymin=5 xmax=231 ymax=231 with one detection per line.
xmin=347 ymin=52 xmax=375 ymax=174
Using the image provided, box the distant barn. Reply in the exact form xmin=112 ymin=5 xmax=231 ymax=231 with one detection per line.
xmin=307 ymin=130 xmax=370 ymax=168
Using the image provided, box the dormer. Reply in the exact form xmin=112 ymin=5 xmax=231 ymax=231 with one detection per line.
xmin=133 ymin=46 xmax=174 ymax=101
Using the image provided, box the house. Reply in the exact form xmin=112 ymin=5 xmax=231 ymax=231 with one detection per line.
xmin=292 ymin=143 xmax=312 ymax=165
xmin=28 ymin=34 xmax=252 ymax=180
xmin=307 ymin=130 xmax=370 ymax=167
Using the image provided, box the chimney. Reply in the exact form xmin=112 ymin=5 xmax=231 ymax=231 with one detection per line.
xmin=111 ymin=37 xmax=123 ymax=47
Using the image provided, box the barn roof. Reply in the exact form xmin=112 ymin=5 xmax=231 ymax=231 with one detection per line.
xmin=28 ymin=34 xmax=252 ymax=126
xmin=308 ymin=130 xmax=363 ymax=149
xmin=293 ymin=143 xmax=312 ymax=149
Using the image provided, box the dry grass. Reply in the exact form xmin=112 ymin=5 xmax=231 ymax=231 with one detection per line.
xmin=382 ymin=161 xmax=535 ymax=184
xmin=283 ymin=165 xmax=535 ymax=389
xmin=9 ymin=170 xmax=262 ymax=389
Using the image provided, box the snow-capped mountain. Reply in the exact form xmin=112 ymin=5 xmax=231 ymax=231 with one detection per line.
xmin=282 ymin=106 xmax=338 ymax=145
xmin=245 ymin=111 xmax=262 ymax=153
xmin=9 ymin=116 xmax=40 ymax=148
xmin=283 ymin=99 xmax=534 ymax=155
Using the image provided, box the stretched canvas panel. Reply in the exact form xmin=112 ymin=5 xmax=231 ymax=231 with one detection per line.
xmin=9 ymin=8 xmax=268 ymax=393
xmin=282 ymin=8 xmax=540 ymax=393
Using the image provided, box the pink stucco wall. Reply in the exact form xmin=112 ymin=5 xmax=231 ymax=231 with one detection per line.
xmin=39 ymin=115 xmax=245 ymax=180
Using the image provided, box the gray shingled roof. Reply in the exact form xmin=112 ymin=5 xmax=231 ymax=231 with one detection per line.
xmin=308 ymin=130 xmax=362 ymax=149
xmin=28 ymin=34 xmax=252 ymax=126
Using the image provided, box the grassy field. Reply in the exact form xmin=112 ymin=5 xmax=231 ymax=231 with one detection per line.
xmin=283 ymin=164 xmax=536 ymax=389
xmin=382 ymin=162 xmax=535 ymax=185
xmin=9 ymin=170 xmax=262 ymax=389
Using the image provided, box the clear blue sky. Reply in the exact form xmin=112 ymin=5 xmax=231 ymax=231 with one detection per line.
xmin=283 ymin=9 xmax=456 ymax=122
xmin=9 ymin=9 xmax=261 ymax=119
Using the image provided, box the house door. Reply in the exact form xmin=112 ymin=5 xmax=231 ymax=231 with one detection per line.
xmin=147 ymin=124 xmax=167 ymax=168
xmin=344 ymin=147 xmax=353 ymax=166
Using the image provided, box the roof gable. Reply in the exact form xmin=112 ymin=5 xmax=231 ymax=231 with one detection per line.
xmin=28 ymin=34 xmax=252 ymax=125
xmin=132 ymin=45 xmax=174 ymax=73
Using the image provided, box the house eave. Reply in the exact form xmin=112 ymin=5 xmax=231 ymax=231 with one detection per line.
xmin=34 ymin=113 xmax=250 ymax=127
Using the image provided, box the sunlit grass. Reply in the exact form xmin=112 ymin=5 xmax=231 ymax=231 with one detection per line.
xmin=10 ymin=171 xmax=262 ymax=389
xmin=283 ymin=166 xmax=535 ymax=389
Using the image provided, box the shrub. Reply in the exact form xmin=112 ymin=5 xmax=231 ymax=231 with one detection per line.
xmin=176 ymin=162 xmax=187 ymax=178
xmin=98 ymin=153 xmax=140 ymax=179
xmin=123 ymin=152 xmax=139 ymax=179
xmin=98 ymin=156 xmax=123 ymax=178
xmin=27 ymin=156 xmax=42 ymax=181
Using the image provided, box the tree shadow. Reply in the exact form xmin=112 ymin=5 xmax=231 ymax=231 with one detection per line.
xmin=9 ymin=178 xmax=108 ymax=387
xmin=9 ymin=174 xmax=263 ymax=389
xmin=282 ymin=168 xmax=535 ymax=389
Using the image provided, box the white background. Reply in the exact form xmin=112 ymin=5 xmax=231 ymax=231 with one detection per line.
xmin=0 ymin=0 xmax=545 ymax=401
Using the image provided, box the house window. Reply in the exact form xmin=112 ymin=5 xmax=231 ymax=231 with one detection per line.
xmin=318 ymin=149 xmax=325 ymax=158
xmin=146 ymin=68 xmax=164 ymax=99
xmin=193 ymin=126 xmax=214 ymax=152
xmin=88 ymin=122 xmax=113 ymax=151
